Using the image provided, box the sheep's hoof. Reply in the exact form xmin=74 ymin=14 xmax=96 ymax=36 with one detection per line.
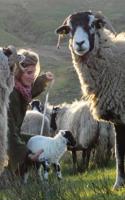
xmin=21 ymin=177 xmax=27 ymax=185
xmin=113 ymin=177 xmax=125 ymax=190
xmin=57 ymin=172 xmax=62 ymax=180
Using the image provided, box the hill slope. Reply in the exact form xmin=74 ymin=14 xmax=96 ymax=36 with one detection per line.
xmin=0 ymin=0 xmax=125 ymax=103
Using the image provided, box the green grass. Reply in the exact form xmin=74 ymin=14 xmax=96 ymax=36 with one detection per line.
xmin=1 ymin=158 xmax=125 ymax=200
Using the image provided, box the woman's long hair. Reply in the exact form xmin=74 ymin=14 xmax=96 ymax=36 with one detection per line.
xmin=15 ymin=49 xmax=40 ymax=81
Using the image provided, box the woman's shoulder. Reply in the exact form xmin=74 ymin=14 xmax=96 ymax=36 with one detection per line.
xmin=9 ymin=87 xmax=21 ymax=102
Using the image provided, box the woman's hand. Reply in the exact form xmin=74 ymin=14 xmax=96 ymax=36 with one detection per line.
xmin=45 ymin=71 xmax=54 ymax=82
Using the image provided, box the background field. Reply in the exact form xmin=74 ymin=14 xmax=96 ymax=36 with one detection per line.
xmin=0 ymin=1 xmax=125 ymax=199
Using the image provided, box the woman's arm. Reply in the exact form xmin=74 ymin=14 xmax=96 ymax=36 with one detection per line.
xmin=31 ymin=73 xmax=48 ymax=98
xmin=31 ymin=72 xmax=54 ymax=98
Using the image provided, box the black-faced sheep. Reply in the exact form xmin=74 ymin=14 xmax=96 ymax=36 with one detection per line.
xmin=30 ymin=99 xmax=44 ymax=112
xmin=56 ymin=11 xmax=125 ymax=188
xmin=18 ymin=130 xmax=76 ymax=183
xmin=52 ymin=100 xmax=115 ymax=172
xmin=0 ymin=45 xmax=24 ymax=175
xmin=21 ymin=99 xmax=51 ymax=137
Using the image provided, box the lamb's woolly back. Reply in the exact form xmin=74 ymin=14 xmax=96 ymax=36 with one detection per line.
xmin=27 ymin=130 xmax=68 ymax=163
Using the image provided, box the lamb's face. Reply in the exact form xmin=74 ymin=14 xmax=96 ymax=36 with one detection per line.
xmin=61 ymin=130 xmax=76 ymax=147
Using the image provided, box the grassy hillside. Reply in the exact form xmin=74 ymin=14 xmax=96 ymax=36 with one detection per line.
xmin=0 ymin=1 xmax=125 ymax=199
xmin=0 ymin=0 xmax=125 ymax=46
xmin=1 ymin=159 xmax=125 ymax=200
xmin=0 ymin=0 xmax=125 ymax=104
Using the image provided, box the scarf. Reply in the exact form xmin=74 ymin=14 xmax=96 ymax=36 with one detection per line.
xmin=15 ymin=79 xmax=32 ymax=103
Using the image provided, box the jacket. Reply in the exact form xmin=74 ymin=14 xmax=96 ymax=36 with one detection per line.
xmin=8 ymin=73 xmax=48 ymax=171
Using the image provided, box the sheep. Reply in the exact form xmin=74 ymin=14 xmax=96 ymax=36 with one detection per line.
xmin=18 ymin=130 xmax=76 ymax=183
xmin=52 ymin=100 xmax=115 ymax=172
xmin=21 ymin=99 xmax=51 ymax=137
xmin=56 ymin=10 xmax=125 ymax=188
xmin=92 ymin=121 xmax=115 ymax=167
xmin=30 ymin=99 xmax=44 ymax=112
xmin=0 ymin=45 xmax=24 ymax=175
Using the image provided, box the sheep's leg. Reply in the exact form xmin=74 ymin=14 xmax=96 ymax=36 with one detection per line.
xmin=80 ymin=148 xmax=90 ymax=172
xmin=17 ymin=162 xmax=29 ymax=184
xmin=81 ymin=149 xmax=87 ymax=172
xmin=42 ymin=160 xmax=50 ymax=180
xmin=72 ymin=150 xmax=78 ymax=174
xmin=113 ymin=124 xmax=125 ymax=189
xmin=53 ymin=163 xmax=62 ymax=179
xmin=85 ymin=149 xmax=91 ymax=170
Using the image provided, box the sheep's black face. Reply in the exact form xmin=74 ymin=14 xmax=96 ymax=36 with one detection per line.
xmin=31 ymin=99 xmax=43 ymax=112
xmin=56 ymin=11 xmax=97 ymax=56
xmin=63 ymin=130 xmax=76 ymax=147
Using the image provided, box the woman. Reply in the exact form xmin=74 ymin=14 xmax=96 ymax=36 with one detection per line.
xmin=7 ymin=49 xmax=54 ymax=172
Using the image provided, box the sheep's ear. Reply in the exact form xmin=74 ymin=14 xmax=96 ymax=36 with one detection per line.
xmin=60 ymin=130 xmax=65 ymax=136
xmin=56 ymin=25 xmax=70 ymax=49
xmin=3 ymin=47 xmax=12 ymax=57
xmin=17 ymin=54 xmax=25 ymax=63
xmin=52 ymin=106 xmax=60 ymax=114
xmin=94 ymin=18 xmax=106 ymax=29
xmin=55 ymin=25 xmax=71 ymax=35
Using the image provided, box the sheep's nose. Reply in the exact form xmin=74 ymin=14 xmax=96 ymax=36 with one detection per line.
xmin=76 ymin=41 xmax=85 ymax=47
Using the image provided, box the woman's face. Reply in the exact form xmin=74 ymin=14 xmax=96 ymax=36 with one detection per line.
xmin=20 ymin=65 xmax=36 ymax=87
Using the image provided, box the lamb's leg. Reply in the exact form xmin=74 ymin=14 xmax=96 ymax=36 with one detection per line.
xmin=42 ymin=160 xmax=50 ymax=180
xmin=35 ymin=162 xmax=43 ymax=181
xmin=113 ymin=124 xmax=125 ymax=189
xmin=53 ymin=163 xmax=62 ymax=179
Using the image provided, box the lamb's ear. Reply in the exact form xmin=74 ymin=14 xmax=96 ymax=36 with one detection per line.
xmin=94 ymin=18 xmax=106 ymax=29
xmin=61 ymin=130 xmax=71 ymax=138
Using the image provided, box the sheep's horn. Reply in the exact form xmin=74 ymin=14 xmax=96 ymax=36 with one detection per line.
xmin=94 ymin=11 xmax=117 ymax=36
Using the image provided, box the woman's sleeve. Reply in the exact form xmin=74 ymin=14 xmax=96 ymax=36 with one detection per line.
xmin=8 ymin=93 xmax=22 ymax=143
xmin=31 ymin=73 xmax=49 ymax=98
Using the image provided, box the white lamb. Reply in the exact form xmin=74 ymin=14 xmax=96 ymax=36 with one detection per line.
xmin=18 ymin=130 xmax=76 ymax=183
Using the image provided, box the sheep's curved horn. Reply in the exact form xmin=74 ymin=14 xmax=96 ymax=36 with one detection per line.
xmin=94 ymin=11 xmax=117 ymax=36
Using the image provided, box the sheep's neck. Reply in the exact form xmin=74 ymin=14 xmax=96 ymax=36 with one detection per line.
xmin=70 ymin=47 xmax=125 ymax=122
xmin=71 ymin=50 xmax=108 ymax=97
